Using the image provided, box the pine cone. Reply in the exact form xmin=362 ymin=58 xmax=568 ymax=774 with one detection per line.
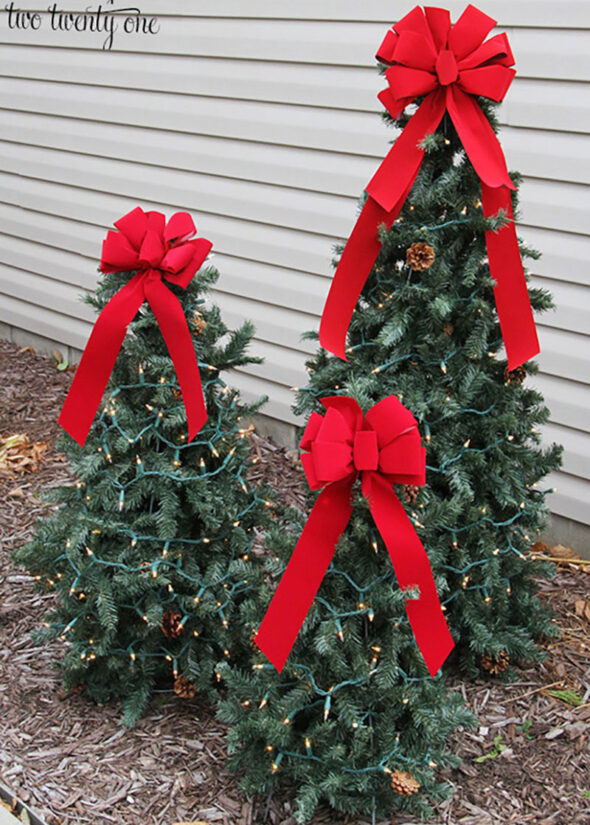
xmin=403 ymin=485 xmax=420 ymax=504
xmin=192 ymin=311 xmax=208 ymax=334
xmin=406 ymin=242 xmax=435 ymax=271
xmin=390 ymin=769 xmax=420 ymax=796
xmin=481 ymin=650 xmax=510 ymax=675
xmin=443 ymin=322 xmax=454 ymax=336
xmin=505 ymin=365 xmax=527 ymax=385
xmin=174 ymin=674 xmax=196 ymax=699
xmin=161 ymin=610 xmax=183 ymax=638
xmin=172 ymin=388 xmax=182 ymax=402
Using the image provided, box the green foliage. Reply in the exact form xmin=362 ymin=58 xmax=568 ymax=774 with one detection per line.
xmin=15 ymin=263 xmax=272 ymax=725
xmin=219 ymin=100 xmax=561 ymax=821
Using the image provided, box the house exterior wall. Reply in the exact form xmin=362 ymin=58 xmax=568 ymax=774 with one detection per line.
xmin=0 ymin=1 xmax=588 ymax=533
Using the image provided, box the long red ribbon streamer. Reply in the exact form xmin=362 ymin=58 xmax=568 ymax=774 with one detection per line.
xmin=319 ymin=4 xmax=540 ymax=370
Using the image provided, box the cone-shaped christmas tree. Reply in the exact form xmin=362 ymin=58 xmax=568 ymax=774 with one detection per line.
xmin=219 ymin=6 xmax=561 ymax=821
xmin=15 ymin=208 xmax=272 ymax=726
xmin=294 ymin=2 xmax=563 ymax=677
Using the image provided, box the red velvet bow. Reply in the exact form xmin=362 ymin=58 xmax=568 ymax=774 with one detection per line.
xmin=256 ymin=395 xmax=454 ymax=677
xmin=320 ymin=4 xmax=539 ymax=370
xmin=59 ymin=207 xmax=213 ymax=446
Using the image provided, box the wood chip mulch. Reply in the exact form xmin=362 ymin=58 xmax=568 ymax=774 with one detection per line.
xmin=0 ymin=339 xmax=588 ymax=825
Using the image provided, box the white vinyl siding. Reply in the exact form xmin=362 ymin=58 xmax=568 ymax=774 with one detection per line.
xmin=0 ymin=0 xmax=588 ymax=526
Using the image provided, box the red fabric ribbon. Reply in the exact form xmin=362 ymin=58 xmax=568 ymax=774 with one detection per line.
xmin=256 ymin=395 xmax=454 ymax=677
xmin=319 ymin=4 xmax=539 ymax=371
xmin=59 ymin=207 xmax=213 ymax=446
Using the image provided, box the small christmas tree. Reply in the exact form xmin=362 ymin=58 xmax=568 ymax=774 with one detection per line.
xmin=15 ymin=210 xmax=271 ymax=726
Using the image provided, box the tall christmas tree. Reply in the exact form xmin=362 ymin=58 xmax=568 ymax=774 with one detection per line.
xmin=219 ymin=6 xmax=561 ymax=822
xmin=295 ymin=8 xmax=563 ymax=678
xmin=15 ymin=208 xmax=272 ymax=726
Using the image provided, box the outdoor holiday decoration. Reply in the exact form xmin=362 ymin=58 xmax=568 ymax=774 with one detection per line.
xmin=319 ymin=3 xmax=539 ymax=370
xmin=16 ymin=216 xmax=272 ymax=725
xmin=295 ymin=1 xmax=562 ymax=679
xmin=256 ymin=395 xmax=454 ymax=677
xmin=59 ymin=207 xmax=212 ymax=446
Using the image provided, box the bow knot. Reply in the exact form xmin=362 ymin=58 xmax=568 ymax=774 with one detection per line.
xmin=436 ymin=49 xmax=458 ymax=85
xmin=353 ymin=430 xmax=379 ymax=471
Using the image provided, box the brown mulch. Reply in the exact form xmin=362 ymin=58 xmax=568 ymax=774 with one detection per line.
xmin=0 ymin=338 xmax=588 ymax=825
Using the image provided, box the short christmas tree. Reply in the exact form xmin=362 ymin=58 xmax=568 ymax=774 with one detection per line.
xmin=294 ymin=80 xmax=562 ymax=679
xmin=15 ymin=215 xmax=271 ymax=726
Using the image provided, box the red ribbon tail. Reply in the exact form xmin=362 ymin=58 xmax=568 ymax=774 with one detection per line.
xmin=481 ymin=184 xmax=540 ymax=370
xmin=319 ymin=91 xmax=445 ymax=361
xmin=144 ymin=277 xmax=208 ymax=441
xmin=363 ymin=474 xmax=454 ymax=676
xmin=256 ymin=479 xmax=354 ymax=672
xmin=58 ymin=273 xmax=146 ymax=446
xmin=319 ymin=199 xmax=394 ymax=360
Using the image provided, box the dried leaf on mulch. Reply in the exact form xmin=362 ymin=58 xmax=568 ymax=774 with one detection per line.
xmin=0 ymin=339 xmax=589 ymax=825
xmin=0 ymin=434 xmax=49 ymax=476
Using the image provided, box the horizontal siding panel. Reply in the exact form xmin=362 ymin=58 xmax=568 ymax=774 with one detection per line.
xmin=0 ymin=48 xmax=381 ymax=113
xmin=228 ymin=370 xmax=296 ymax=426
xmin=504 ymin=79 xmax=590 ymax=134
xmin=2 ymin=49 xmax=588 ymax=135
xmin=0 ymin=77 xmax=388 ymax=157
xmin=2 ymin=20 xmax=588 ymax=79
xmin=502 ymin=128 xmax=590 ymax=185
xmin=523 ymin=228 xmax=590 ymax=286
xmin=0 ymin=142 xmax=353 ymax=239
xmin=542 ymin=422 xmax=590 ymax=480
xmin=0 ymin=292 xmax=89 ymax=349
xmin=543 ymin=471 xmax=589 ymax=524
xmin=210 ymin=292 xmax=316 ymax=355
xmin=0 ymin=179 xmax=334 ymax=277
xmin=530 ymin=276 xmax=590 ymax=336
xmin=518 ymin=178 xmax=589 ymax=236
xmin=1 ymin=111 xmax=586 ymax=196
xmin=507 ymin=28 xmax=590 ymax=82
xmin=0 ymin=110 xmax=377 ymax=198
xmin=536 ymin=327 xmax=589 ymax=385
xmin=15 ymin=1 xmax=590 ymax=27
xmin=0 ymin=230 xmax=97 ymax=290
xmin=533 ymin=374 xmax=590 ymax=433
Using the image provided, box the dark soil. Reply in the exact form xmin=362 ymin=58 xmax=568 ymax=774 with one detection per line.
xmin=0 ymin=339 xmax=588 ymax=825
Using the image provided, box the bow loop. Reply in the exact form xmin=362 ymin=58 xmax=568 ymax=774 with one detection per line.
xmin=353 ymin=430 xmax=379 ymax=471
xmin=436 ymin=49 xmax=458 ymax=85
xmin=139 ymin=228 xmax=166 ymax=269
xmin=447 ymin=3 xmax=495 ymax=59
